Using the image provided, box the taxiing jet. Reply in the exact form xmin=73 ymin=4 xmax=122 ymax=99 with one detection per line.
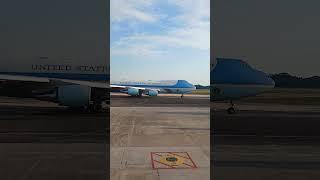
xmin=0 ymin=66 xmax=109 ymax=112
xmin=111 ymin=80 xmax=196 ymax=97
xmin=211 ymin=58 xmax=275 ymax=114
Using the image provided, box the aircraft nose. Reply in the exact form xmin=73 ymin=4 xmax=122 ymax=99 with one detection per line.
xmin=267 ymin=76 xmax=275 ymax=87
xmin=263 ymin=74 xmax=275 ymax=87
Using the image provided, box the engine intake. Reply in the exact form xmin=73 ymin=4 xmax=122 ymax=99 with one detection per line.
xmin=57 ymin=85 xmax=91 ymax=107
xmin=127 ymin=88 xmax=140 ymax=96
xmin=148 ymin=90 xmax=158 ymax=96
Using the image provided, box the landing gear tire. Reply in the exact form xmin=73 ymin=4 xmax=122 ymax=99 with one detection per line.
xmin=87 ymin=102 xmax=103 ymax=113
xmin=94 ymin=103 xmax=102 ymax=112
xmin=227 ymin=100 xmax=236 ymax=114
xmin=227 ymin=107 xmax=236 ymax=114
xmin=138 ymin=89 xmax=143 ymax=97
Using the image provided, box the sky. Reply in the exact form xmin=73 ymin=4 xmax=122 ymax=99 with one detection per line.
xmin=0 ymin=0 xmax=108 ymax=67
xmin=214 ymin=0 xmax=320 ymax=77
xmin=110 ymin=0 xmax=210 ymax=85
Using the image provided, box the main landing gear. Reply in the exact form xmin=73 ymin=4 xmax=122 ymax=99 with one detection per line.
xmin=88 ymin=102 xmax=103 ymax=112
xmin=84 ymin=100 xmax=105 ymax=113
xmin=69 ymin=102 xmax=104 ymax=113
xmin=227 ymin=100 xmax=236 ymax=114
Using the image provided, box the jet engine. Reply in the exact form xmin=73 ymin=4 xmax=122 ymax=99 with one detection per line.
xmin=147 ymin=90 xmax=158 ymax=96
xmin=127 ymin=88 xmax=140 ymax=96
xmin=57 ymin=85 xmax=91 ymax=107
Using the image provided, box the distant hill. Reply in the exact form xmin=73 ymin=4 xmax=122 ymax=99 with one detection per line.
xmin=271 ymin=73 xmax=320 ymax=88
xmin=195 ymin=84 xmax=210 ymax=89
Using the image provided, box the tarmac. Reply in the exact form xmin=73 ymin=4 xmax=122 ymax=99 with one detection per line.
xmin=2 ymin=89 xmax=320 ymax=179
xmin=213 ymin=100 xmax=320 ymax=180
xmin=111 ymin=93 xmax=209 ymax=107
xmin=110 ymin=93 xmax=210 ymax=180
xmin=0 ymin=93 xmax=210 ymax=180
xmin=0 ymin=97 xmax=108 ymax=179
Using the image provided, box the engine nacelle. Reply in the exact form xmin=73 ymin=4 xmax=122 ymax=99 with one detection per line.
xmin=127 ymin=88 xmax=140 ymax=96
xmin=57 ymin=85 xmax=91 ymax=107
xmin=148 ymin=90 xmax=158 ymax=96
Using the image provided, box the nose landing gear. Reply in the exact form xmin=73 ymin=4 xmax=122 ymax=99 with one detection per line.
xmin=227 ymin=100 xmax=236 ymax=114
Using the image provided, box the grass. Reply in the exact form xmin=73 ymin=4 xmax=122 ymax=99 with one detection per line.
xmin=241 ymin=88 xmax=320 ymax=105
xmin=192 ymin=89 xmax=210 ymax=95
xmin=192 ymin=87 xmax=320 ymax=105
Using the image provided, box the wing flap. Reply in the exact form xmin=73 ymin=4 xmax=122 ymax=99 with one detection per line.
xmin=111 ymin=85 xmax=146 ymax=90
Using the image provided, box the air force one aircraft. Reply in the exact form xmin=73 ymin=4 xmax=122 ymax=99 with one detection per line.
xmin=0 ymin=64 xmax=109 ymax=112
xmin=111 ymin=80 xmax=196 ymax=97
xmin=211 ymin=58 xmax=275 ymax=114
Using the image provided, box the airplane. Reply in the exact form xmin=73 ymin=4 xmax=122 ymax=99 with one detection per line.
xmin=0 ymin=63 xmax=109 ymax=112
xmin=111 ymin=80 xmax=196 ymax=97
xmin=211 ymin=57 xmax=275 ymax=114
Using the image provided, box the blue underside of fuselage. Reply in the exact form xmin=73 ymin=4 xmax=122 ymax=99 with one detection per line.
xmin=0 ymin=72 xmax=109 ymax=81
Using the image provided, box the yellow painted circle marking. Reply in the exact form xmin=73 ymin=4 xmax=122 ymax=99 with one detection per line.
xmin=159 ymin=154 xmax=184 ymax=166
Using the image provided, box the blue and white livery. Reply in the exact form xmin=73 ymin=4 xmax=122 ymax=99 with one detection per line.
xmin=111 ymin=80 xmax=196 ymax=97
xmin=0 ymin=66 xmax=109 ymax=112
xmin=211 ymin=58 xmax=275 ymax=113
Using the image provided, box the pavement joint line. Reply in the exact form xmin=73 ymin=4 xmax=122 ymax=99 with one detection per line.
xmin=120 ymin=148 xmax=126 ymax=168
xmin=20 ymin=159 xmax=41 ymax=180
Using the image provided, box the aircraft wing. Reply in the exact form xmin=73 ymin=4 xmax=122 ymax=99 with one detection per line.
xmin=111 ymin=85 xmax=161 ymax=96
xmin=53 ymin=79 xmax=108 ymax=88
xmin=110 ymin=84 xmax=146 ymax=90
xmin=0 ymin=74 xmax=50 ymax=83
xmin=0 ymin=74 xmax=108 ymax=88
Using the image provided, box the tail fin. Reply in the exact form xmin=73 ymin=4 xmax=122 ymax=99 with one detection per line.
xmin=172 ymin=80 xmax=194 ymax=88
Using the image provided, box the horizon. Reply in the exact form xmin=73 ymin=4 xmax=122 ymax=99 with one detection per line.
xmin=270 ymin=72 xmax=320 ymax=79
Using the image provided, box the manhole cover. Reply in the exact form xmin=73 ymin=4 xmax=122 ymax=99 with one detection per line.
xmin=151 ymin=152 xmax=197 ymax=169
xmin=166 ymin=157 xmax=178 ymax=162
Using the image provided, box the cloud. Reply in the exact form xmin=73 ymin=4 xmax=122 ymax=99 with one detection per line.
xmin=111 ymin=42 xmax=167 ymax=58
xmin=168 ymin=0 xmax=210 ymax=25
xmin=111 ymin=0 xmax=210 ymax=58
xmin=111 ymin=0 xmax=158 ymax=23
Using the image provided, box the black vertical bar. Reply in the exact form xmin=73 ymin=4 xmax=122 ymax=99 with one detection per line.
xmin=106 ymin=0 xmax=110 ymax=178
xmin=210 ymin=0 xmax=214 ymax=179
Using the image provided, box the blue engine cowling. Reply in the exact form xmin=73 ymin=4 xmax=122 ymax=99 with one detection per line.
xmin=128 ymin=88 xmax=140 ymax=96
xmin=57 ymin=85 xmax=91 ymax=107
xmin=148 ymin=90 xmax=158 ymax=96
